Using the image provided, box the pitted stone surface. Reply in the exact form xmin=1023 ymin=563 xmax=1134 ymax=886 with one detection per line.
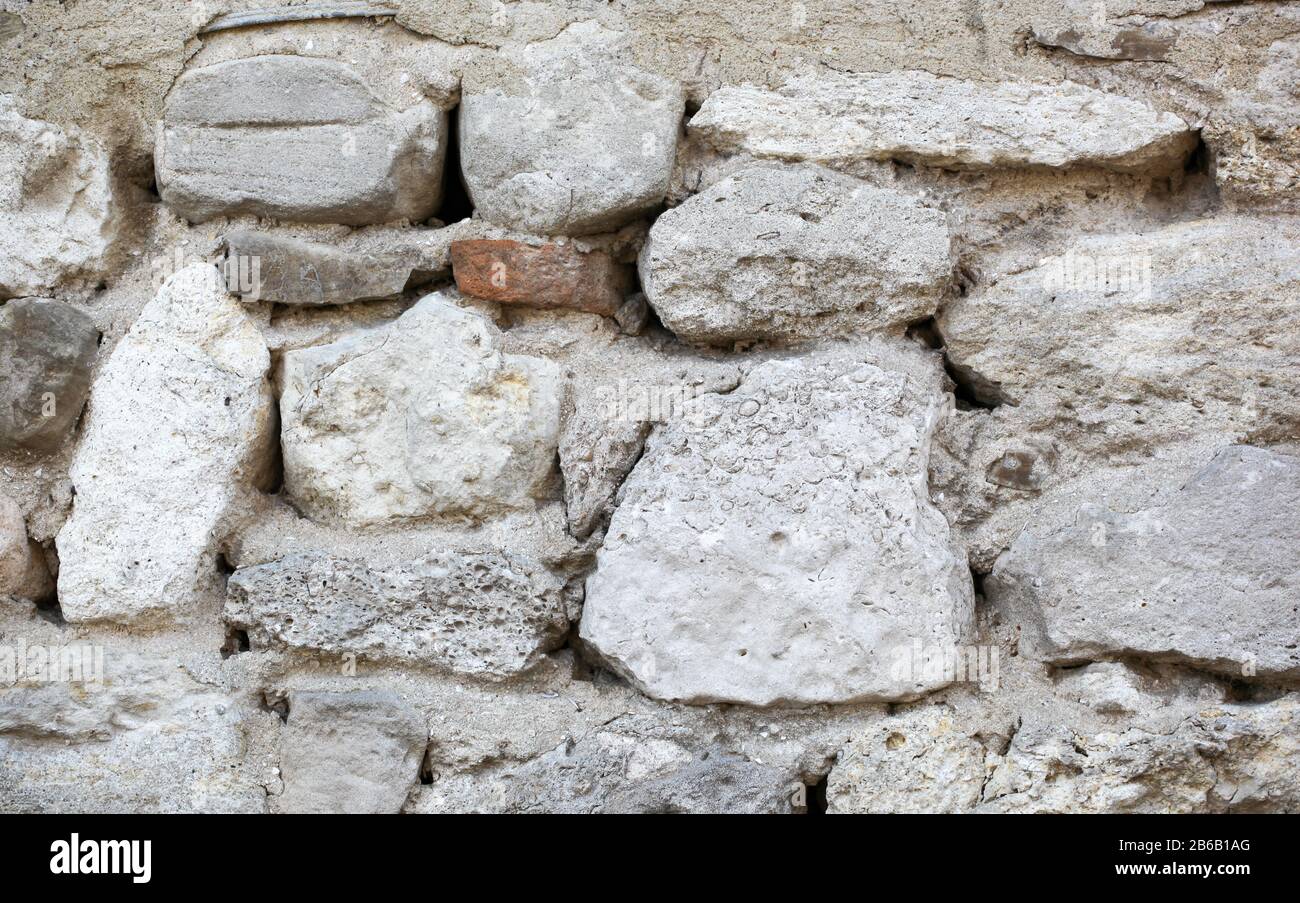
xmin=225 ymin=551 xmax=570 ymax=678
xmin=280 ymin=290 xmax=562 ymax=527
xmin=640 ymin=163 xmax=952 ymax=344
xmin=580 ymin=343 xmax=974 ymax=706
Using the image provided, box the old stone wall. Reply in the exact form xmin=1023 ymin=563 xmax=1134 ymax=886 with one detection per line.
xmin=0 ymin=0 xmax=1297 ymax=813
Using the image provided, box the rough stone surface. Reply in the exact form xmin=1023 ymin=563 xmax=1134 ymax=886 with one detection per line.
xmin=450 ymin=240 xmax=633 ymax=316
xmin=990 ymin=445 xmax=1300 ymax=680
xmin=459 ymin=24 xmax=683 ymax=235
xmin=558 ymin=360 xmax=741 ymax=540
xmin=641 ymin=163 xmax=952 ymax=344
xmin=225 ymin=551 xmax=570 ymax=678
xmin=580 ymin=342 xmax=974 ymax=706
xmin=3 ymin=0 xmax=1299 ymax=816
xmin=691 ymin=71 xmax=1197 ymax=174
xmin=0 ymin=492 xmax=51 ymax=600
xmin=932 ymin=217 xmax=1300 ymax=568
xmin=280 ymin=290 xmax=562 ymax=527
xmin=0 ymin=298 xmax=98 ymax=453
xmin=156 ymin=55 xmax=449 ymax=225
xmin=0 ymin=96 xmax=119 ymax=298
xmin=827 ymin=695 xmax=1300 ymax=813
xmin=55 ymin=264 xmax=274 ymax=625
xmin=275 ymin=690 xmax=426 ymax=814
xmin=411 ymin=724 xmax=793 ymax=814
xmin=223 ymin=229 xmax=415 ymax=306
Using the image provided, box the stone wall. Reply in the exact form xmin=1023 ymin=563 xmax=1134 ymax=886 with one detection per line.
xmin=0 ymin=0 xmax=1297 ymax=813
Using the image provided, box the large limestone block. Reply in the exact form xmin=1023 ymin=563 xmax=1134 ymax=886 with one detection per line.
xmin=276 ymin=690 xmax=426 ymax=814
xmin=0 ymin=97 xmax=119 ymax=297
xmin=691 ymin=71 xmax=1195 ymax=174
xmin=280 ymin=291 xmax=562 ymax=527
xmin=989 ymin=445 xmax=1300 ymax=679
xmin=0 ymin=298 xmax=98 ymax=453
xmin=459 ymin=25 xmax=683 ymax=235
xmin=640 ymin=163 xmax=952 ymax=344
xmin=55 ymin=264 xmax=274 ymax=625
xmin=156 ymin=56 xmax=448 ymax=225
xmin=938 ymin=218 xmax=1300 ymax=442
xmin=225 ymin=551 xmax=570 ymax=678
xmin=580 ymin=343 xmax=975 ymax=706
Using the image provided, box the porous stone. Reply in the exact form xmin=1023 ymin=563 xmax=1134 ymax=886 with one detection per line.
xmin=411 ymin=727 xmax=792 ymax=814
xmin=222 ymin=229 xmax=415 ymax=306
xmin=459 ymin=24 xmax=683 ymax=235
xmin=0 ymin=492 xmax=51 ymax=601
xmin=558 ymin=362 xmax=741 ymax=540
xmin=155 ymin=55 xmax=449 ymax=225
xmin=450 ymin=240 xmax=633 ymax=316
xmin=580 ymin=342 xmax=975 ymax=706
xmin=691 ymin=71 xmax=1196 ymax=174
xmin=939 ymin=218 xmax=1300 ymax=427
xmin=827 ymin=696 xmax=1300 ymax=813
xmin=989 ymin=445 xmax=1300 ymax=680
xmin=0 ymin=298 xmax=98 ymax=453
xmin=0 ymin=96 xmax=119 ymax=298
xmin=932 ymin=217 xmax=1300 ymax=567
xmin=225 ymin=550 xmax=570 ymax=678
xmin=276 ymin=690 xmax=426 ymax=814
xmin=280 ymin=290 xmax=562 ymax=527
xmin=639 ymin=163 xmax=952 ymax=344
xmin=55 ymin=264 xmax=274 ymax=625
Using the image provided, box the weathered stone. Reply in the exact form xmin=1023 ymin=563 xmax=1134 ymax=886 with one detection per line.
xmin=0 ymin=97 xmax=119 ymax=298
xmin=1054 ymin=663 xmax=1148 ymax=716
xmin=980 ymin=701 xmax=1300 ymax=813
xmin=276 ymin=690 xmax=426 ymax=814
xmin=225 ymin=551 xmax=570 ymax=678
xmin=280 ymin=290 xmax=562 ymax=527
xmin=156 ymin=55 xmax=448 ymax=225
xmin=580 ymin=343 xmax=975 ymax=706
xmin=411 ymin=726 xmax=792 ymax=814
xmin=639 ymin=163 xmax=952 ymax=344
xmin=0 ymin=298 xmax=98 ymax=453
xmin=450 ymin=239 xmax=633 ymax=316
xmin=991 ymin=445 xmax=1300 ymax=679
xmin=0 ymin=607 xmax=268 ymax=814
xmin=459 ymin=24 xmax=683 ymax=235
xmin=691 ymin=71 xmax=1195 ymax=173
xmin=559 ymin=363 xmax=741 ymax=540
xmin=223 ymin=229 xmax=414 ymax=306
xmin=55 ymin=264 xmax=274 ymax=625
xmin=0 ymin=492 xmax=51 ymax=601
xmin=939 ymin=219 xmax=1300 ymax=433
xmin=932 ymin=217 xmax=1300 ymax=568
xmin=825 ymin=709 xmax=989 ymax=813
xmin=827 ymin=695 xmax=1300 ymax=813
